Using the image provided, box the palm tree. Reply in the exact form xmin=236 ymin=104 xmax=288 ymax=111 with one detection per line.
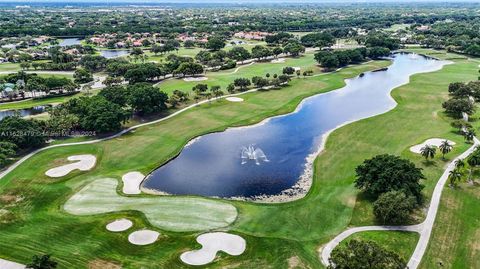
xmin=27 ymin=254 xmax=57 ymax=269
xmin=439 ymin=140 xmax=453 ymax=159
xmin=466 ymin=150 xmax=480 ymax=183
xmin=455 ymin=159 xmax=465 ymax=170
xmin=463 ymin=128 xmax=476 ymax=143
xmin=420 ymin=145 xmax=436 ymax=161
xmin=448 ymin=169 xmax=463 ymax=187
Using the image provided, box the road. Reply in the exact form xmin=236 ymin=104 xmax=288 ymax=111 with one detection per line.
xmin=320 ymin=137 xmax=479 ymax=269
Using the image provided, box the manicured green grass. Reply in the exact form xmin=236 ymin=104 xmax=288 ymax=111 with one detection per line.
xmin=0 ymin=72 xmax=75 ymax=110
xmin=232 ymin=52 xmax=477 ymax=264
xmin=419 ymin=183 xmax=480 ymax=269
xmin=0 ymin=90 xmax=99 ymax=111
xmin=0 ymin=50 xmax=477 ymax=268
xmin=0 ymin=59 xmax=389 ymax=268
xmin=0 ymin=60 xmax=51 ymax=72
xmin=406 ymin=48 xmax=480 ymax=269
xmin=0 ymin=95 xmax=75 ymax=110
xmin=337 ymin=231 xmax=419 ymax=262
xmin=288 ymin=31 xmax=314 ymax=37
xmin=64 ymin=178 xmax=237 ymax=232
xmin=146 ymin=47 xmax=203 ymax=61
xmin=145 ymin=40 xmax=267 ymax=63
xmin=157 ymin=53 xmax=319 ymax=95
xmin=0 ymin=62 xmax=20 ymax=72
xmin=385 ymin=23 xmax=411 ymax=31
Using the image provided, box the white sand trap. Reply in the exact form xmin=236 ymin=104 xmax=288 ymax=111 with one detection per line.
xmin=45 ymin=154 xmax=96 ymax=178
xmin=293 ymin=67 xmax=301 ymax=71
xmin=183 ymin=77 xmax=208 ymax=82
xmin=410 ymin=138 xmax=456 ymax=154
xmin=226 ymin=97 xmax=244 ymax=102
xmin=180 ymin=232 xmax=246 ymax=266
xmin=106 ymin=218 xmax=133 ymax=232
xmin=271 ymin=58 xmax=285 ymax=63
xmin=122 ymin=172 xmax=144 ymax=195
xmin=128 ymin=230 xmax=159 ymax=245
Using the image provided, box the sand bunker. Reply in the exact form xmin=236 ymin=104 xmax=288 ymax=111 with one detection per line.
xmin=122 ymin=172 xmax=144 ymax=195
xmin=410 ymin=138 xmax=456 ymax=154
xmin=128 ymin=230 xmax=159 ymax=245
xmin=45 ymin=155 xmax=96 ymax=178
xmin=106 ymin=219 xmax=133 ymax=232
xmin=226 ymin=97 xmax=244 ymax=102
xmin=293 ymin=67 xmax=301 ymax=71
xmin=271 ymin=58 xmax=285 ymax=63
xmin=64 ymin=178 xmax=237 ymax=232
xmin=183 ymin=77 xmax=208 ymax=82
xmin=180 ymin=232 xmax=246 ymax=266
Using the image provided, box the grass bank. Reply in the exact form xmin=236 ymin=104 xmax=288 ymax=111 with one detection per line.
xmin=0 ymin=50 xmax=477 ymax=268
xmin=404 ymin=49 xmax=480 ymax=269
xmin=0 ymin=59 xmax=389 ymax=268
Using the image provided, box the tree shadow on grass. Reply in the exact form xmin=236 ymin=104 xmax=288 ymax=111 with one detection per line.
xmin=421 ymin=159 xmax=438 ymax=167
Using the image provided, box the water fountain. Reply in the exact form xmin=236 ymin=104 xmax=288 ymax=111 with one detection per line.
xmin=143 ymin=53 xmax=448 ymax=199
xmin=241 ymin=145 xmax=269 ymax=165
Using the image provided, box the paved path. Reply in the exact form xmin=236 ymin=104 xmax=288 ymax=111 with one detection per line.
xmin=0 ymin=59 xmax=378 ymax=267
xmin=0 ymin=80 xmax=283 ymax=181
xmin=224 ymin=62 xmax=255 ymax=75
xmin=0 ymin=259 xmax=25 ymax=269
xmin=1 ymin=53 xmax=335 ymax=180
xmin=320 ymin=138 xmax=479 ymax=269
xmin=0 ymin=78 xmax=277 ymax=268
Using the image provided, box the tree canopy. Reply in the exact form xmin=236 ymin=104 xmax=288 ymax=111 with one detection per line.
xmin=355 ymin=154 xmax=425 ymax=203
xmin=328 ymin=239 xmax=406 ymax=269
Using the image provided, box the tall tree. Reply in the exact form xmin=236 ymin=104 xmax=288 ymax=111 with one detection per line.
xmin=127 ymin=83 xmax=168 ymax=115
xmin=328 ymin=240 xmax=406 ymax=269
xmin=448 ymin=169 xmax=463 ymax=187
xmin=373 ymin=190 xmax=417 ymax=224
xmin=205 ymin=36 xmax=225 ymax=51
xmin=355 ymin=154 xmax=425 ymax=203
xmin=466 ymin=148 xmax=480 ymax=183
xmin=439 ymin=140 xmax=453 ymax=159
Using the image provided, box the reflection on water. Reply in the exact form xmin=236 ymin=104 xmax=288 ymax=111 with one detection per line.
xmin=143 ymin=53 xmax=448 ymax=198
xmin=0 ymin=106 xmax=48 ymax=120
xmin=100 ymin=50 xmax=130 ymax=58
xmin=59 ymin=38 xmax=81 ymax=47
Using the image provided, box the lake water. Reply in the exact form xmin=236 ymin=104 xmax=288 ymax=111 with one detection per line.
xmin=59 ymin=38 xmax=81 ymax=47
xmin=0 ymin=106 xmax=48 ymax=120
xmin=100 ymin=50 xmax=130 ymax=58
xmin=143 ymin=53 xmax=448 ymax=199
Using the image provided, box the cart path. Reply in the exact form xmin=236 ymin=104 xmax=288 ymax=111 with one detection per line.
xmin=320 ymin=137 xmax=479 ymax=269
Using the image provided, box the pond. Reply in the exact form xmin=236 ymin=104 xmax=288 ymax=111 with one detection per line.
xmin=100 ymin=50 xmax=130 ymax=59
xmin=0 ymin=105 xmax=48 ymax=120
xmin=59 ymin=38 xmax=82 ymax=47
xmin=142 ymin=53 xmax=448 ymax=201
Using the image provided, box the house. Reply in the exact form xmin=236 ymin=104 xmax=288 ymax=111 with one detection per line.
xmin=416 ymin=25 xmax=431 ymax=31
xmin=115 ymin=42 xmax=126 ymax=48
xmin=0 ymin=83 xmax=17 ymax=99
xmin=1 ymin=44 xmax=17 ymax=49
xmin=64 ymin=48 xmax=80 ymax=55
xmin=233 ymin=31 xmax=272 ymax=40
